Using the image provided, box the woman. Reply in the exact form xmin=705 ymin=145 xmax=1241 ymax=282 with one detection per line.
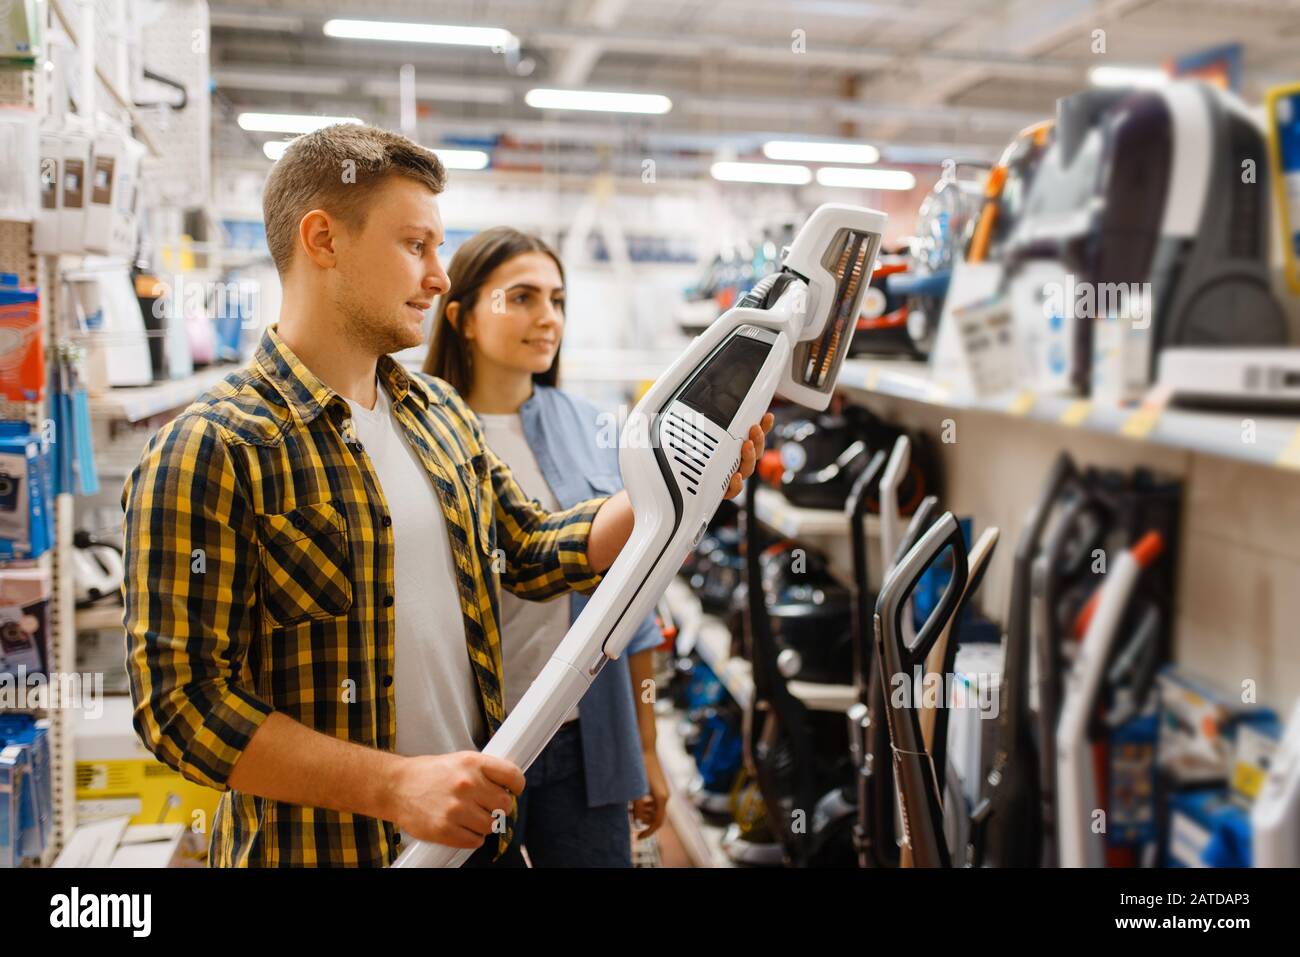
xmin=424 ymin=227 xmax=669 ymax=867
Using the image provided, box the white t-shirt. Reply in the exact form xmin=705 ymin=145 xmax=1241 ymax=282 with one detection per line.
xmin=477 ymin=412 xmax=579 ymax=725
xmin=345 ymin=381 xmax=485 ymax=758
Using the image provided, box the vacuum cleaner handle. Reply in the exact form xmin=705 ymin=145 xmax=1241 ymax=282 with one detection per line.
xmin=978 ymin=450 xmax=1077 ymax=868
xmin=847 ymin=449 xmax=889 ymax=691
xmin=1056 ymin=530 xmax=1164 ymax=868
xmin=892 ymin=495 xmax=940 ymax=569
xmin=874 ymin=511 xmax=970 ymax=867
xmin=878 ymin=512 xmax=969 ymax=673
xmin=846 ymin=448 xmax=890 ymax=523
xmin=879 ymin=435 xmax=911 ymax=572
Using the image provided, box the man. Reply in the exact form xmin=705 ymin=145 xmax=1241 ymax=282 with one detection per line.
xmin=121 ymin=123 xmax=769 ymax=867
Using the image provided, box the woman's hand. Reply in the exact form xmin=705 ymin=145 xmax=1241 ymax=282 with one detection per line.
xmin=632 ymin=749 xmax=670 ymax=839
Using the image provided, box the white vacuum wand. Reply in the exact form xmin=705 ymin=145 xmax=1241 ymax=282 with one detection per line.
xmin=394 ymin=203 xmax=887 ymax=867
xmin=1056 ymin=531 xmax=1164 ymax=868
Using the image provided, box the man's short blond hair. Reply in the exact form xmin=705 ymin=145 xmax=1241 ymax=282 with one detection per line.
xmin=261 ymin=123 xmax=447 ymax=276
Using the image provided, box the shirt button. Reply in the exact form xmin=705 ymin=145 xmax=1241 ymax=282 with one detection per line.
xmin=292 ymin=516 xmax=307 ymax=530
xmin=381 ymin=514 xmax=392 ymax=527
xmin=393 ymin=831 xmax=402 ymax=844
xmin=383 ymin=594 xmax=394 ymax=607
xmin=351 ymin=442 xmax=365 ymax=453
xmin=383 ymin=674 xmax=393 ymax=687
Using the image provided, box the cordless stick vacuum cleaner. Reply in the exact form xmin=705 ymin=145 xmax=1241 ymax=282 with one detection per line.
xmin=394 ymin=203 xmax=887 ymax=868
xmin=1032 ymin=490 xmax=1109 ymax=867
xmin=843 ymin=450 xmax=888 ymax=858
xmin=874 ymin=512 xmax=970 ymax=867
xmin=970 ymin=451 xmax=1077 ymax=867
xmin=843 ymin=455 xmax=918 ymax=868
xmin=897 ymin=526 xmax=1000 ymax=869
xmin=878 ymin=436 xmax=918 ymax=648
xmin=1056 ymin=531 xmax=1164 ymax=868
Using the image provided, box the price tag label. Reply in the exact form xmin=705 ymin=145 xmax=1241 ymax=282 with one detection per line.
xmin=1278 ymin=427 xmax=1300 ymax=470
xmin=1120 ymin=406 xmax=1161 ymax=439
xmin=1008 ymin=391 xmax=1036 ymax=416
xmin=1060 ymin=400 xmax=1092 ymax=427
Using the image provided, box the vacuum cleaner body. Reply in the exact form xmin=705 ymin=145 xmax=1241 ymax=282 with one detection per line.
xmin=1007 ymin=81 xmax=1285 ymax=398
xmin=394 ymin=203 xmax=886 ymax=867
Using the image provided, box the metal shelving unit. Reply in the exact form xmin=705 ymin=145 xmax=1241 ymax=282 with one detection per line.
xmin=0 ymin=57 xmax=73 ymax=867
xmin=838 ymin=356 xmax=1300 ymax=472
xmin=88 ymin=363 xmax=234 ymax=423
xmin=0 ymin=0 xmax=201 ymax=868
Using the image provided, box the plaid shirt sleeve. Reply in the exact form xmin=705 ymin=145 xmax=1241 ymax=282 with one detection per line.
xmin=121 ymin=412 xmax=273 ymax=792
xmin=486 ymin=444 xmax=608 ymax=601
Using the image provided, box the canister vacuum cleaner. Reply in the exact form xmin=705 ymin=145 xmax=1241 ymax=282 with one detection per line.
xmin=394 ymin=203 xmax=888 ymax=867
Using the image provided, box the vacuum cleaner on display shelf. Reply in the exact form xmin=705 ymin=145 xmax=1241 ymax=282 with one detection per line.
xmin=855 ymin=490 xmax=942 ymax=868
xmin=1056 ymin=532 xmax=1166 ymax=868
xmin=875 ymin=512 xmax=1000 ymax=867
xmin=970 ymin=453 xmax=1079 ymax=867
xmin=744 ymin=478 xmax=855 ymax=868
xmin=393 ymin=203 xmax=888 ymax=867
xmin=1006 ymin=81 xmax=1287 ymax=403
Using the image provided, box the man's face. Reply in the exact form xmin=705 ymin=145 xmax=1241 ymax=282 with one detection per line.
xmin=328 ymin=175 xmax=450 ymax=356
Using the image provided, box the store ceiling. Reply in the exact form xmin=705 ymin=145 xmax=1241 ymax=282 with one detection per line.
xmin=207 ymin=0 xmax=1300 ymax=174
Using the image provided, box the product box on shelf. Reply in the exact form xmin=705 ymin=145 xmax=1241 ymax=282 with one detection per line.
xmin=0 ymin=715 xmax=50 ymax=858
xmin=0 ymin=421 xmax=52 ymax=559
xmin=0 ymin=742 xmax=37 ymax=867
xmin=0 ymin=273 xmax=44 ymax=403
xmin=75 ymin=697 xmax=221 ymax=830
xmin=1156 ymin=668 xmax=1278 ymax=786
xmin=0 ymin=564 xmax=51 ymax=675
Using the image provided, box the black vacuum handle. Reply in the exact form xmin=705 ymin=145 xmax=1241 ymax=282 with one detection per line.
xmin=877 ymin=511 xmax=970 ymax=674
xmin=892 ymin=495 xmax=940 ymax=569
xmin=846 ymin=449 xmax=889 ymax=524
xmin=848 ymin=449 xmax=889 ymax=696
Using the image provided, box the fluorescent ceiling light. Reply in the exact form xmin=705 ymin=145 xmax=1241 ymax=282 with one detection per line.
xmin=433 ymin=148 xmax=490 ymax=170
xmin=816 ymin=167 xmax=916 ymax=190
xmin=711 ymin=161 xmax=811 ymax=185
xmin=525 ymin=88 xmax=672 ymax=114
xmin=323 ymin=19 xmax=516 ymax=49
xmin=263 ymin=141 xmax=290 ymax=161
xmin=763 ymin=140 xmax=880 ymax=164
xmin=238 ymin=112 xmax=362 ymax=134
xmin=1088 ymin=65 xmax=1168 ymax=89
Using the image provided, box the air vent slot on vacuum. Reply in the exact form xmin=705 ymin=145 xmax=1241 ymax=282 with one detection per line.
xmin=664 ymin=410 xmax=718 ymax=496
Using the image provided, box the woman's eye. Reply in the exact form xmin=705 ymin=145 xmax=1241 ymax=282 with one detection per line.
xmin=552 ymin=298 xmax=566 ymax=311
xmin=409 ymin=242 xmax=424 ymax=254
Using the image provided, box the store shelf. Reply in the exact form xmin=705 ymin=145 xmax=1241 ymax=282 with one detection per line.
xmin=655 ymin=714 xmax=733 ymax=868
xmin=89 ymin=365 xmax=235 ymax=423
xmin=787 ymin=680 xmax=857 ymax=713
xmin=75 ymin=604 xmax=124 ymax=632
xmin=753 ymin=485 xmax=882 ymax=538
xmin=838 ymin=356 xmax=1300 ymax=472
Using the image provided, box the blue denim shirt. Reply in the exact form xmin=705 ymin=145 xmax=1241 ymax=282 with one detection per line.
xmin=510 ymin=385 xmax=662 ymax=808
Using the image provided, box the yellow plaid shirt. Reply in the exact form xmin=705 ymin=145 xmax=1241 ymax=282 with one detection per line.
xmin=122 ymin=325 xmax=606 ymax=866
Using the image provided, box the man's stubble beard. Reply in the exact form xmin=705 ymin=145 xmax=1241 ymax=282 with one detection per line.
xmin=330 ymin=278 xmax=425 ymax=356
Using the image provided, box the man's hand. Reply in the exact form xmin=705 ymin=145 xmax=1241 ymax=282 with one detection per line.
xmin=588 ymin=412 xmax=775 ymax=571
xmin=386 ymin=752 xmax=525 ymax=849
xmin=722 ymin=412 xmax=775 ymax=500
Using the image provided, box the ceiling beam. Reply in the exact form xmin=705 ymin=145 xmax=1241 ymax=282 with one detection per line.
xmin=554 ymin=0 xmax=630 ymax=87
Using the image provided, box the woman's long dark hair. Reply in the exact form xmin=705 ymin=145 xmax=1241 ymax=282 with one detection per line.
xmin=423 ymin=226 xmax=565 ymax=395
